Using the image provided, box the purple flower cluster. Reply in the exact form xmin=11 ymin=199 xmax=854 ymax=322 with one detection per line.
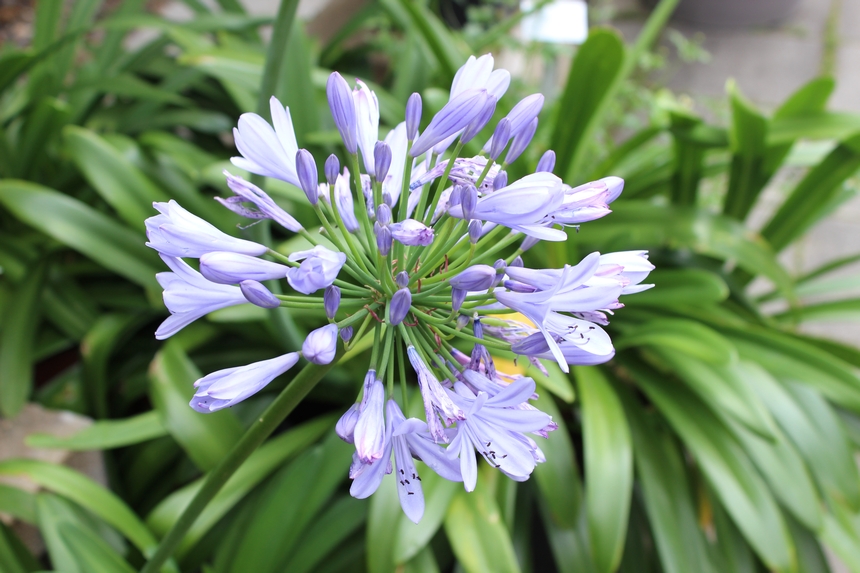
xmin=144 ymin=53 xmax=652 ymax=522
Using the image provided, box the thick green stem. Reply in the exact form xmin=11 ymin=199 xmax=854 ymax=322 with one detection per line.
xmin=138 ymin=357 xmax=339 ymax=573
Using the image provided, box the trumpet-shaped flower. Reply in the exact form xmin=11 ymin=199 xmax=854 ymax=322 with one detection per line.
xmin=231 ymin=97 xmax=300 ymax=187
xmin=286 ymin=246 xmax=347 ymax=294
xmin=190 ymin=352 xmax=299 ymax=413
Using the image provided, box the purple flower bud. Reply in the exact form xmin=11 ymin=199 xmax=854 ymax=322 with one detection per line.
xmin=239 ymin=280 xmax=280 ymax=309
xmin=450 ymin=264 xmax=496 ymax=291
xmin=389 ymin=288 xmax=412 ymax=325
xmin=355 ymin=372 xmax=385 ymax=462
xmin=325 ymin=154 xmax=340 ymax=185
xmin=336 ymin=403 xmax=360 ymax=443
xmin=460 ymin=96 xmax=497 ymax=144
xmin=389 ymin=219 xmax=434 ymax=246
xmin=456 ymin=314 xmax=470 ymax=330
xmin=410 ymin=89 xmax=489 ymax=157
xmin=452 ymin=288 xmax=466 ymax=312
xmin=484 ymin=94 xmax=544 ymax=154
xmin=505 ymin=117 xmax=538 ymax=164
xmin=382 ymin=191 xmax=393 ymax=207
xmin=200 ymin=252 xmax=289 ymax=284
xmin=374 ymin=141 xmax=392 ymax=182
xmin=324 ymin=285 xmax=341 ymax=319
xmin=449 ymin=185 xmax=462 ymax=207
xmin=395 ymin=271 xmax=410 ymax=288
xmin=296 ymin=149 xmax=319 ymax=205
xmin=405 ymin=93 xmax=422 ymax=141
xmin=493 ymin=171 xmax=507 ymax=191
xmin=340 ymin=326 xmax=354 ymax=342
xmin=327 ymin=72 xmax=357 ymax=154
xmin=190 ymin=352 xmax=299 ymax=412
xmin=537 ymin=150 xmax=556 ymax=173
xmin=521 ymin=235 xmax=540 ymax=252
xmin=376 ymin=203 xmax=392 ymax=226
xmin=488 ymin=118 xmax=510 ymax=160
xmin=494 ymin=259 xmax=506 ymax=274
xmin=511 ymin=255 xmax=524 ymax=267
xmin=469 ymin=219 xmax=482 ymax=243
xmin=333 ymin=169 xmax=359 ymax=233
xmin=460 ymin=184 xmax=478 ymax=220
xmin=473 ymin=319 xmax=483 ymax=339
xmin=376 ymin=224 xmax=392 ymax=256
xmin=302 ymin=323 xmax=339 ymax=365
xmin=604 ymin=176 xmax=625 ymax=203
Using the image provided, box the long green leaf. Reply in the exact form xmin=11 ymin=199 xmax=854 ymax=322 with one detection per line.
xmin=0 ymin=181 xmax=160 ymax=288
xmin=618 ymin=385 xmax=716 ymax=573
xmin=145 ymin=415 xmax=333 ymax=555
xmin=27 ymin=411 xmax=167 ymax=450
xmin=149 ymin=341 xmax=243 ymax=471
xmin=628 ymin=360 xmax=795 ymax=570
xmin=618 ymin=318 xmax=738 ymax=365
xmin=722 ymin=81 xmax=768 ymax=220
xmin=0 ymin=260 xmax=46 ymax=417
xmin=443 ymin=467 xmax=522 ymax=573
xmin=60 ymin=524 xmax=137 ymax=573
xmin=550 ymin=29 xmax=625 ymax=183
xmin=623 ymin=268 xmax=729 ymax=306
xmin=0 ymin=460 xmax=158 ymax=554
xmin=281 ymin=496 xmax=367 ymax=573
xmin=576 ymin=366 xmax=632 ymax=573
xmin=761 ymin=132 xmax=860 ymax=251
xmin=532 ymin=391 xmax=581 ymax=529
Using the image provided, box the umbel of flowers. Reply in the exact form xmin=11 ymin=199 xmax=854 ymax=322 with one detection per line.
xmin=145 ymin=54 xmax=653 ymax=523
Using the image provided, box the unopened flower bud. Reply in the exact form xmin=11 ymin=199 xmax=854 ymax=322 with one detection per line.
xmin=389 ymin=288 xmax=411 ymax=325
xmin=488 ymin=118 xmax=510 ymax=160
xmin=395 ymin=271 xmax=410 ymax=288
xmin=405 ymin=93 xmax=422 ymax=141
xmin=450 ymin=185 xmax=462 ymax=207
xmin=456 ymin=314 xmax=470 ymax=330
xmin=200 ymin=252 xmax=289 ymax=284
xmin=302 ymin=324 xmax=338 ymax=364
xmin=340 ymin=326 xmax=353 ymax=342
xmin=493 ymin=171 xmax=507 ymax=191
xmin=325 ymin=154 xmax=340 ymax=185
xmin=296 ymin=149 xmax=319 ymax=205
xmin=505 ymin=117 xmax=538 ymax=164
xmin=469 ymin=219 xmax=482 ymax=243
xmin=460 ymin=184 xmax=478 ymax=220
xmin=382 ymin=191 xmax=393 ymax=207
xmin=511 ymin=255 xmax=524 ymax=268
xmin=374 ymin=141 xmax=392 ymax=182
xmin=327 ymin=72 xmax=357 ymax=154
xmin=376 ymin=204 xmax=392 ymax=226
xmin=336 ymin=404 xmax=360 ymax=443
xmin=324 ymin=285 xmax=341 ymax=319
xmin=410 ymin=89 xmax=489 ymax=157
xmin=537 ymin=150 xmax=556 ymax=173
xmin=450 ymin=264 xmax=496 ymax=291
xmin=239 ymin=280 xmax=280 ymax=309
xmin=376 ymin=224 xmax=392 ymax=256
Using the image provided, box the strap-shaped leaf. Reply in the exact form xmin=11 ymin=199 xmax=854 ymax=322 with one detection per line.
xmin=27 ymin=410 xmax=167 ymax=450
xmin=722 ymin=81 xmax=768 ymax=220
xmin=0 ymin=180 xmax=160 ymax=288
xmin=576 ymin=366 xmax=632 ymax=573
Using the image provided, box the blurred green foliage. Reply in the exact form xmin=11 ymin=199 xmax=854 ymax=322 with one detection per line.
xmin=1 ymin=0 xmax=860 ymax=572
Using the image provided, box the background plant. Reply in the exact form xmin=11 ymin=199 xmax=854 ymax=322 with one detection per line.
xmin=2 ymin=0 xmax=860 ymax=572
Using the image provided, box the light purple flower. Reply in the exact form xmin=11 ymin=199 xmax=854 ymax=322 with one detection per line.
xmin=410 ymin=89 xmax=490 ymax=157
xmin=325 ymin=154 xmax=339 ymax=185
xmin=448 ymin=173 xmax=566 ymax=241
xmin=483 ymin=93 xmax=545 ymax=153
xmin=445 ymin=377 xmax=551 ymax=491
xmin=321 ymin=168 xmax=359 ymax=233
xmin=353 ymin=79 xmax=380 ymax=175
xmin=220 ymin=172 xmax=303 ymax=233
xmin=450 ymin=54 xmax=511 ymax=100
xmin=230 ymin=96 xmax=300 ymax=187
xmin=350 ymin=399 xmax=462 ymax=523
xmin=591 ymin=251 xmax=654 ymax=294
xmin=239 ymin=280 xmax=280 ymax=309
xmin=296 ymin=149 xmax=319 ymax=205
xmin=511 ymin=332 xmax=615 ymax=366
xmin=536 ymin=150 xmax=556 ymax=173
xmin=190 ymin=352 xmax=299 ymax=413
xmin=407 ymin=346 xmax=465 ymax=443
xmin=374 ymin=141 xmax=392 ymax=182
xmin=302 ymin=324 xmax=339 ymax=364
xmin=155 ymin=254 xmax=249 ymax=340
xmin=504 ymin=117 xmax=538 ymax=164
xmin=146 ymin=200 xmax=267 ymax=258
xmin=286 ymin=246 xmax=347 ymax=294
xmin=382 ymin=123 xmax=409 ymax=206
xmin=199 ymin=252 xmax=289 ymax=284
xmin=354 ymin=371 xmax=385 ymax=462
xmin=460 ymin=95 xmax=497 ymax=144
xmin=389 ymin=219 xmax=434 ymax=246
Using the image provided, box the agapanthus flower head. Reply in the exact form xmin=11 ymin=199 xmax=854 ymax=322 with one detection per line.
xmin=145 ymin=52 xmax=650 ymax=523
